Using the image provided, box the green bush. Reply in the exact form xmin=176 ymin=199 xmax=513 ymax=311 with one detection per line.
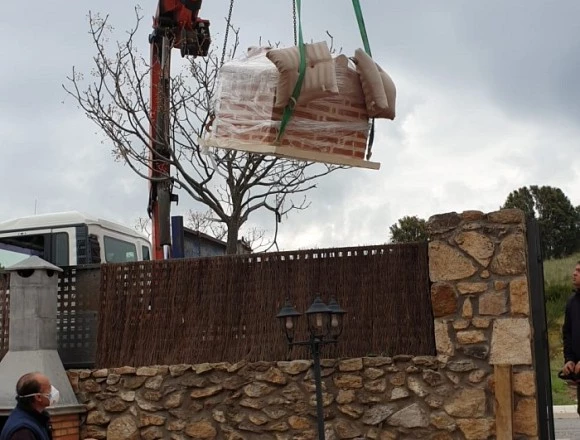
xmin=545 ymin=283 xmax=571 ymax=330
xmin=545 ymin=282 xmax=572 ymax=303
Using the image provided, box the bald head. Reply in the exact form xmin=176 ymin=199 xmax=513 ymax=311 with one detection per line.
xmin=16 ymin=372 xmax=51 ymax=411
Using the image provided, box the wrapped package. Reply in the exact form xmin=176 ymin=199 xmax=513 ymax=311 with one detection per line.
xmin=200 ymin=47 xmax=380 ymax=170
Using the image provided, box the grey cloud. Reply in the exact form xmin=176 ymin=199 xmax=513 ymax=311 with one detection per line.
xmin=3 ymin=0 xmax=580 ymax=251
xmin=367 ymin=1 xmax=580 ymax=123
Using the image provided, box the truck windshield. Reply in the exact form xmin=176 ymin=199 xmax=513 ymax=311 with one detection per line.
xmin=0 ymin=241 xmax=42 ymax=268
xmin=0 ymin=233 xmax=69 ymax=268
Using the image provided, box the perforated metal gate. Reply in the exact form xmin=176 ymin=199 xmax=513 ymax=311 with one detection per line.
xmin=56 ymin=266 xmax=100 ymax=368
xmin=0 ymin=265 xmax=100 ymax=369
xmin=0 ymin=273 xmax=8 ymax=357
xmin=527 ymin=218 xmax=555 ymax=439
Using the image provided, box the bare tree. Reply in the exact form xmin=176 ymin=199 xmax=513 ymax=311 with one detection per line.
xmin=64 ymin=8 xmax=341 ymax=254
xmin=186 ymin=209 xmax=227 ymax=241
xmin=186 ymin=209 xmax=273 ymax=251
xmin=135 ymin=216 xmax=152 ymax=239
xmin=135 ymin=210 xmax=269 ymax=252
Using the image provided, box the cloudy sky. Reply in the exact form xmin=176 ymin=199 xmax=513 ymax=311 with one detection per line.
xmin=2 ymin=0 xmax=580 ymax=251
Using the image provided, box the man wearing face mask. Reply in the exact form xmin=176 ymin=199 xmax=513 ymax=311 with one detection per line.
xmin=0 ymin=372 xmax=58 ymax=440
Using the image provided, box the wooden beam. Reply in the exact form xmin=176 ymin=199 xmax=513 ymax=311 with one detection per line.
xmin=199 ymin=138 xmax=382 ymax=170
xmin=495 ymin=364 xmax=514 ymax=440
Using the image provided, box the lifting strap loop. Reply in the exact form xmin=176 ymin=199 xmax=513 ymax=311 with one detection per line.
xmin=351 ymin=0 xmax=372 ymax=57
xmin=275 ymin=0 xmax=306 ymax=144
xmin=352 ymin=0 xmax=375 ymax=159
xmin=276 ymin=0 xmax=376 ymax=154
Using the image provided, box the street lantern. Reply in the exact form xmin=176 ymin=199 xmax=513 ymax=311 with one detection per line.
xmin=276 ymin=295 xmax=346 ymax=440
xmin=327 ymin=296 xmax=346 ymax=340
xmin=276 ymin=298 xmax=302 ymax=343
xmin=305 ymin=296 xmax=331 ymax=339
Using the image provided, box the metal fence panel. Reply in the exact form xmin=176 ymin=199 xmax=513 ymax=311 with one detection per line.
xmin=0 ymin=266 xmax=100 ymax=369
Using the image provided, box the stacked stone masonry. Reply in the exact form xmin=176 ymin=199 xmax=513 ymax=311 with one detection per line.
xmin=428 ymin=209 xmax=537 ymax=439
xmin=68 ymin=208 xmax=538 ymax=439
xmin=69 ymin=354 xmax=530 ymax=440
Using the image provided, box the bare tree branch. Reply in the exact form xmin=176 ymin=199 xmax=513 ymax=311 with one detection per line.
xmin=186 ymin=209 xmax=227 ymax=241
xmin=135 ymin=216 xmax=152 ymax=239
xmin=64 ymin=11 xmax=343 ymax=254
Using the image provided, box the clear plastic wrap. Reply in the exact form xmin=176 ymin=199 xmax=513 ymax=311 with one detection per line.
xmin=200 ymin=48 xmax=380 ymax=170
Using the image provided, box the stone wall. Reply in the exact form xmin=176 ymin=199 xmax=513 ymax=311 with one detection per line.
xmin=428 ymin=209 xmax=537 ymax=438
xmin=70 ymin=208 xmax=539 ymax=439
xmin=68 ymin=355 xmax=505 ymax=440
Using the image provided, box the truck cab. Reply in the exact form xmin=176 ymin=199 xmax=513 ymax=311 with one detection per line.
xmin=0 ymin=211 xmax=151 ymax=268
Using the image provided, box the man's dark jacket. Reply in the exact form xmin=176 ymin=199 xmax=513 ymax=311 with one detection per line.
xmin=0 ymin=404 xmax=52 ymax=440
xmin=563 ymin=290 xmax=580 ymax=363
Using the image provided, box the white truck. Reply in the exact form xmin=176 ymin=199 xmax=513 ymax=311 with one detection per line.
xmin=0 ymin=211 xmax=151 ymax=267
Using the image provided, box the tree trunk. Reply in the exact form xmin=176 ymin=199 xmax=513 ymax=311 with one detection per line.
xmin=226 ymin=219 xmax=240 ymax=255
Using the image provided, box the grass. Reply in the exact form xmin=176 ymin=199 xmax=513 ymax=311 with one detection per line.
xmin=545 ymin=252 xmax=580 ymax=405
xmin=550 ymin=361 xmax=577 ymax=405
xmin=543 ymin=253 xmax=580 ymax=286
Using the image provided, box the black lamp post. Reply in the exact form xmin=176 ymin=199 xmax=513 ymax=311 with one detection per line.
xmin=277 ymin=295 xmax=346 ymax=440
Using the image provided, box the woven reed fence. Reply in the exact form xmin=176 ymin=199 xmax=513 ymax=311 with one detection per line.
xmin=98 ymin=243 xmax=434 ymax=367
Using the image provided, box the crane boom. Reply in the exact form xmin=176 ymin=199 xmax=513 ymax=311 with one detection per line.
xmin=147 ymin=0 xmax=210 ymax=260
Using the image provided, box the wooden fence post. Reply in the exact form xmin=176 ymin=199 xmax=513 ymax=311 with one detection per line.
xmin=495 ymin=364 xmax=513 ymax=439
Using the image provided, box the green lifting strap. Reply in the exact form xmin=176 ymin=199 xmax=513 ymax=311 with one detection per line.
xmin=352 ymin=0 xmax=375 ymax=160
xmin=351 ymin=0 xmax=372 ymax=57
xmin=275 ymin=0 xmax=306 ymax=144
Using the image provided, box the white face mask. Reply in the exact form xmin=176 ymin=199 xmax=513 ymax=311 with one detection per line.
xmin=48 ymin=385 xmax=60 ymax=406
xmin=20 ymin=385 xmax=60 ymax=406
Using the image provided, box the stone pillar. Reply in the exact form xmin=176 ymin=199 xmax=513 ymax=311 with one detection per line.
xmin=428 ymin=209 xmax=537 ymax=438
xmin=0 ymin=256 xmax=85 ymax=439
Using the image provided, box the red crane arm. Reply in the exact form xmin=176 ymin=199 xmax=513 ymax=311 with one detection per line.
xmin=148 ymin=0 xmax=210 ymax=260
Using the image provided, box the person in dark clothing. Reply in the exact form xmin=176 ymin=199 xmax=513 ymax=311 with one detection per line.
xmin=0 ymin=372 xmax=58 ymax=440
xmin=562 ymin=261 xmax=580 ymax=415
